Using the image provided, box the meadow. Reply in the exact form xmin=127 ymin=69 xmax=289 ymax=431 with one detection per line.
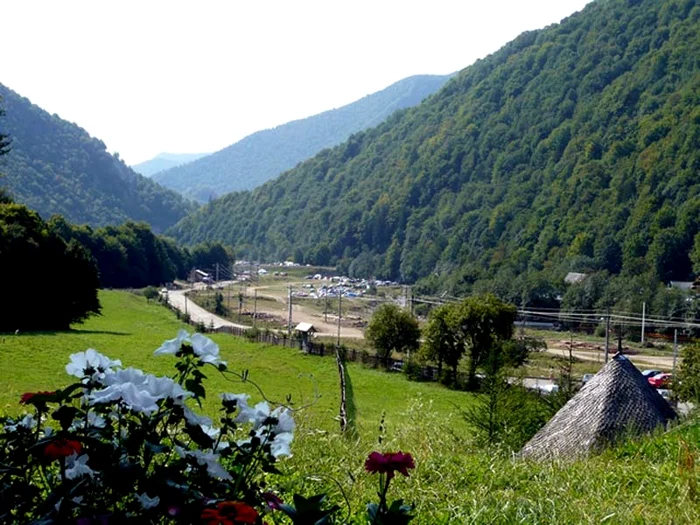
xmin=1 ymin=291 xmax=699 ymax=523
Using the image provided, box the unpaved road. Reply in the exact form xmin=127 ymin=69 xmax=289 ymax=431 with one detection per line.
xmin=166 ymin=284 xmax=364 ymax=338
xmin=165 ymin=286 xmax=249 ymax=331
xmin=545 ymin=347 xmax=676 ymax=370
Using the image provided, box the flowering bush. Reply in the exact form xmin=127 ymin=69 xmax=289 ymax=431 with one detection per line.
xmin=0 ymin=330 xmax=295 ymax=524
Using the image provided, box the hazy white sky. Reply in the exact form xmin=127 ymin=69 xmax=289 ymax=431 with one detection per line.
xmin=4 ymin=0 xmax=592 ymax=165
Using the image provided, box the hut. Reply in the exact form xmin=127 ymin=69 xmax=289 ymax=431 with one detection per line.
xmin=294 ymin=322 xmax=317 ymax=352
xmin=520 ymin=354 xmax=676 ymax=461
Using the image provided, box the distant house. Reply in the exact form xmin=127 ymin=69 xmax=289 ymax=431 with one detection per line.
xmin=520 ymin=354 xmax=676 ymax=461
xmin=190 ymin=269 xmax=212 ymax=283
xmin=669 ymin=281 xmax=694 ymax=291
xmin=258 ymin=268 xmax=268 ymax=275
xmin=564 ymin=272 xmax=587 ymax=284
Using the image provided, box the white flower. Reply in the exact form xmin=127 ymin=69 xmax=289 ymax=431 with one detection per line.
xmin=90 ymin=367 xmax=192 ymax=414
xmin=154 ymin=329 xmax=190 ymax=356
xmin=201 ymin=424 xmax=220 ymax=440
xmin=183 ymin=405 xmax=212 ymax=427
xmin=70 ymin=411 xmax=106 ymax=430
xmin=4 ymin=413 xmax=37 ymax=432
xmin=136 ymin=493 xmax=160 ymax=510
xmin=248 ymin=401 xmax=272 ymax=429
xmin=65 ymin=453 xmax=95 ymax=480
xmin=271 ymin=407 xmax=296 ymax=434
xmin=103 ymin=367 xmax=147 ymax=386
xmin=176 ymin=447 xmax=231 ymax=481
xmin=221 ymin=393 xmax=250 ymax=405
xmin=154 ymin=331 xmax=227 ymax=368
xmin=269 ymin=431 xmax=294 ymax=458
xmin=144 ymin=375 xmax=191 ymax=402
xmin=190 ymin=333 xmax=227 ymax=368
xmin=66 ymin=349 xmax=121 ymax=382
xmin=88 ymin=382 xmax=159 ymax=415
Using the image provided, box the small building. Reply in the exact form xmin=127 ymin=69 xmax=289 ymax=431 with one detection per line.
xmin=295 ymin=322 xmax=317 ymax=352
xmin=669 ymin=281 xmax=694 ymax=291
xmin=190 ymin=269 xmax=212 ymax=283
xmin=520 ymin=354 xmax=676 ymax=461
xmin=564 ymin=272 xmax=587 ymax=284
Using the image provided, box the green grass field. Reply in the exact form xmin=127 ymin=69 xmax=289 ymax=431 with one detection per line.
xmin=2 ymin=290 xmax=699 ymax=523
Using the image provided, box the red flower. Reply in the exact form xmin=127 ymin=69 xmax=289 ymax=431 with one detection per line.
xmin=44 ymin=438 xmax=82 ymax=461
xmin=364 ymin=451 xmax=415 ymax=480
xmin=201 ymin=501 xmax=259 ymax=525
xmin=20 ymin=391 xmax=55 ymax=404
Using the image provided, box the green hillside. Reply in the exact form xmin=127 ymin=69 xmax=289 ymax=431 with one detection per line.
xmin=169 ymin=0 xmax=700 ymax=299
xmin=153 ymin=74 xmax=453 ymax=201
xmin=0 ymin=84 xmax=195 ymax=231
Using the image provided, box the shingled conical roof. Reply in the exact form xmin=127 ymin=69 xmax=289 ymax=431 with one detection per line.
xmin=520 ymin=354 xmax=676 ymax=461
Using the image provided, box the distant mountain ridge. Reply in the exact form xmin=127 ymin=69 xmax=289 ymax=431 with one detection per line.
xmin=132 ymin=152 xmax=209 ymax=177
xmin=153 ymin=74 xmax=454 ymax=201
xmin=168 ymin=0 xmax=700 ymax=296
xmin=0 ymin=84 xmax=195 ymax=231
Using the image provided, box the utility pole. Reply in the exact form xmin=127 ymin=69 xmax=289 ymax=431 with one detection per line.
xmin=337 ymin=292 xmax=342 ymax=347
xmin=604 ymin=312 xmax=610 ymax=363
xmin=617 ymin=325 xmax=623 ymax=354
xmin=184 ymin=293 xmax=188 ymax=316
xmin=253 ymin=289 xmax=258 ymax=327
xmin=641 ymin=301 xmax=646 ymax=345
xmin=324 ymin=293 xmax=329 ymax=323
xmin=287 ymin=285 xmax=293 ymax=336
xmin=215 ymin=263 xmax=219 ymax=282
xmin=672 ymin=328 xmax=679 ymax=377
xmin=409 ymin=286 xmax=414 ymax=316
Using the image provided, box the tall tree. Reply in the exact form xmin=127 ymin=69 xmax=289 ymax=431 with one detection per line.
xmin=365 ymin=303 xmax=420 ymax=368
xmin=452 ymin=294 xmax=517 ymax=389
xmin=421 ymin=304 xmax=461 ymax=384
xmin=0 ymin=202 xmax=101 ymax=331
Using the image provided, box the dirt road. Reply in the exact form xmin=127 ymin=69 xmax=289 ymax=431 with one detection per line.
xmin=167 ymin=285 xmax=364 ymax=338
xmin=545 ymin=347 xmax=676 ymax=370
xmin=165 ymin=288 xmax=249 ymax=331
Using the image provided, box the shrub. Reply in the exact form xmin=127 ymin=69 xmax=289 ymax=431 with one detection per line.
xmin=0 ymin=331 xmax=296 ymax=523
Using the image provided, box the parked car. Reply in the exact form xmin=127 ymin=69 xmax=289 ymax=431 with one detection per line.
xmin=641 ymin=369 xmax=663 ymax=379
xmin=648 ymin=373 xmax=673 ymax=388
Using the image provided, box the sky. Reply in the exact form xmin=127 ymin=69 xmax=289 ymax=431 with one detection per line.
xmin=4 ymin=0 xmax=592 ymax=166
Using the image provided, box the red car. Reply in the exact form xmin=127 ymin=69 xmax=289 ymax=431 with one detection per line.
xmin=648 ymin=373 xmax=672 ymax=388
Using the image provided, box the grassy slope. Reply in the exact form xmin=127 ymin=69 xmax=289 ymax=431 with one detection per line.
xmin=1 ymin=291 xmax=699 ymax=523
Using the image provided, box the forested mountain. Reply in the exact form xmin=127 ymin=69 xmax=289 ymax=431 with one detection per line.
xmin=132 ymin=152 xmax=209 ymax=177
xmin=170 ymin=0 xmax=700 ymax=310
xmin=0 ymin=84 xmax=195 ymax=231
xmin=153 ymin=74 xmax=453 ymax=201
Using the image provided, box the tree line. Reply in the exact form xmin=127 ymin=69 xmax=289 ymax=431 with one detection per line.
xmin=48 ymin=217 xmax=233 ymax=289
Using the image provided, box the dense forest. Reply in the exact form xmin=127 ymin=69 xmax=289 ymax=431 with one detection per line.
xmin=49 ymin=217 xmax=234 ymax=289
xmin=0 ymin=84 xmax=195 ymax=231
xmin=0 ymin=198 xmax=101 ymax=331
xmin=153 ymin=74 xmax=453 ymax=201
xmin=169 ymin=0 xmax=700 ymax=315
